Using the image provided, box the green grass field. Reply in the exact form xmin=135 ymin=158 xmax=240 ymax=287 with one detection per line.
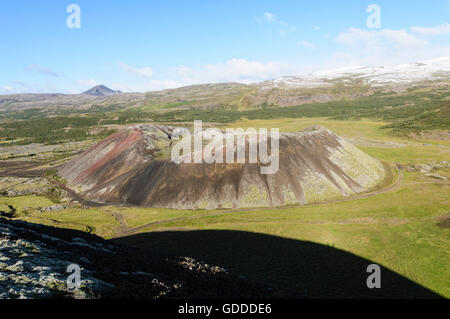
xmin=7 ymin=117 xmax=449 ymax=298
xmin=114 ymin=170 xmax=449 ymax=297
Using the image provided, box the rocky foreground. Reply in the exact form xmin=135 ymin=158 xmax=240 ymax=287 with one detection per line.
xmin=58 ymin=125 xmax=387 ymax=209
xmin=0 ymin=217 xmax=285 ymax=299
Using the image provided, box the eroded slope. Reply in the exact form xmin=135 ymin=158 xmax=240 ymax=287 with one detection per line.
xmin=58 ymin=125 xmax=387 ymax=209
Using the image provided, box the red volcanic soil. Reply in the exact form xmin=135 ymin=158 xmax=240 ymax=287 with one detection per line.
xmin=73 ymin=129 xmax=143 ymax=184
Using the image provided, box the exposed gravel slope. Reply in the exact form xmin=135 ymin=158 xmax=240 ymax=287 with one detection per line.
xmin=58 ymin=125 xmax=387 ymax=209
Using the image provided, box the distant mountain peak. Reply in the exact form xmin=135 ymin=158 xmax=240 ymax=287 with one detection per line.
xmin=82 ymin=85 xmax=121 ymax=96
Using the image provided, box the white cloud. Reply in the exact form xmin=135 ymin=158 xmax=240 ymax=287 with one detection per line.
xmin=301 ymin=41 xmax=316 ymax=49
xmin=0 ymin=86 xmax=13 ymax=94
xmin=112 ymin=58 xmax=299 ymax=92
xmin=12 ymin=80 xmax=32 ymax=90
xmin=78 ymin=79 xmax=99 ymax=88
xmin=337 ymin=28 xmax=427 ymax=48
xmin=279 ymin=26 xmax=297 ymax=36
xmin=26 ymin=64 xmax=60 ymax=77
xmin=176 ymin=58 xmax=296 ymax=84
xmin=264 ymin=12 xmax=277 ymax=23
xmin=0 ymin=80 xmax=66 ymax=94
xmin=332 ymin=27 xmax=445 ymax=66
xmin=258 ymin=12 xmax=296 ymax=36
xmin=119 ymin=63 xmax=153 ymax=78
xmin=112 ymin=79 xmax=183 ymax=92
xmin=312 ymin=25 xmax=321 ymax=31
xmin=411 ymin=23 xmax=450 ymax=35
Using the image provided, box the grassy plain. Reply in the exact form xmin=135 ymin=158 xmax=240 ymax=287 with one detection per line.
xmin=4 ymin=117 xmax=449 ymax=297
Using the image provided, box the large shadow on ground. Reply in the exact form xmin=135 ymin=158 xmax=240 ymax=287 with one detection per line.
xmin=113 ymin=230 xmax=442 ymax=299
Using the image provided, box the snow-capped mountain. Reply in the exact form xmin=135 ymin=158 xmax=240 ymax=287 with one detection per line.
xmin=262 ymin=57 xmax=450 ymax=89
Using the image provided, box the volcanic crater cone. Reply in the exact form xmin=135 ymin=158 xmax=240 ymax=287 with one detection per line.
xmin=58 ymin=125 xmax=388 ymax=209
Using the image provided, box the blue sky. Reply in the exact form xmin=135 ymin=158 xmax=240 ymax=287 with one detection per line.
xmin=1 ymin=0 xmax=449 ymax=94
